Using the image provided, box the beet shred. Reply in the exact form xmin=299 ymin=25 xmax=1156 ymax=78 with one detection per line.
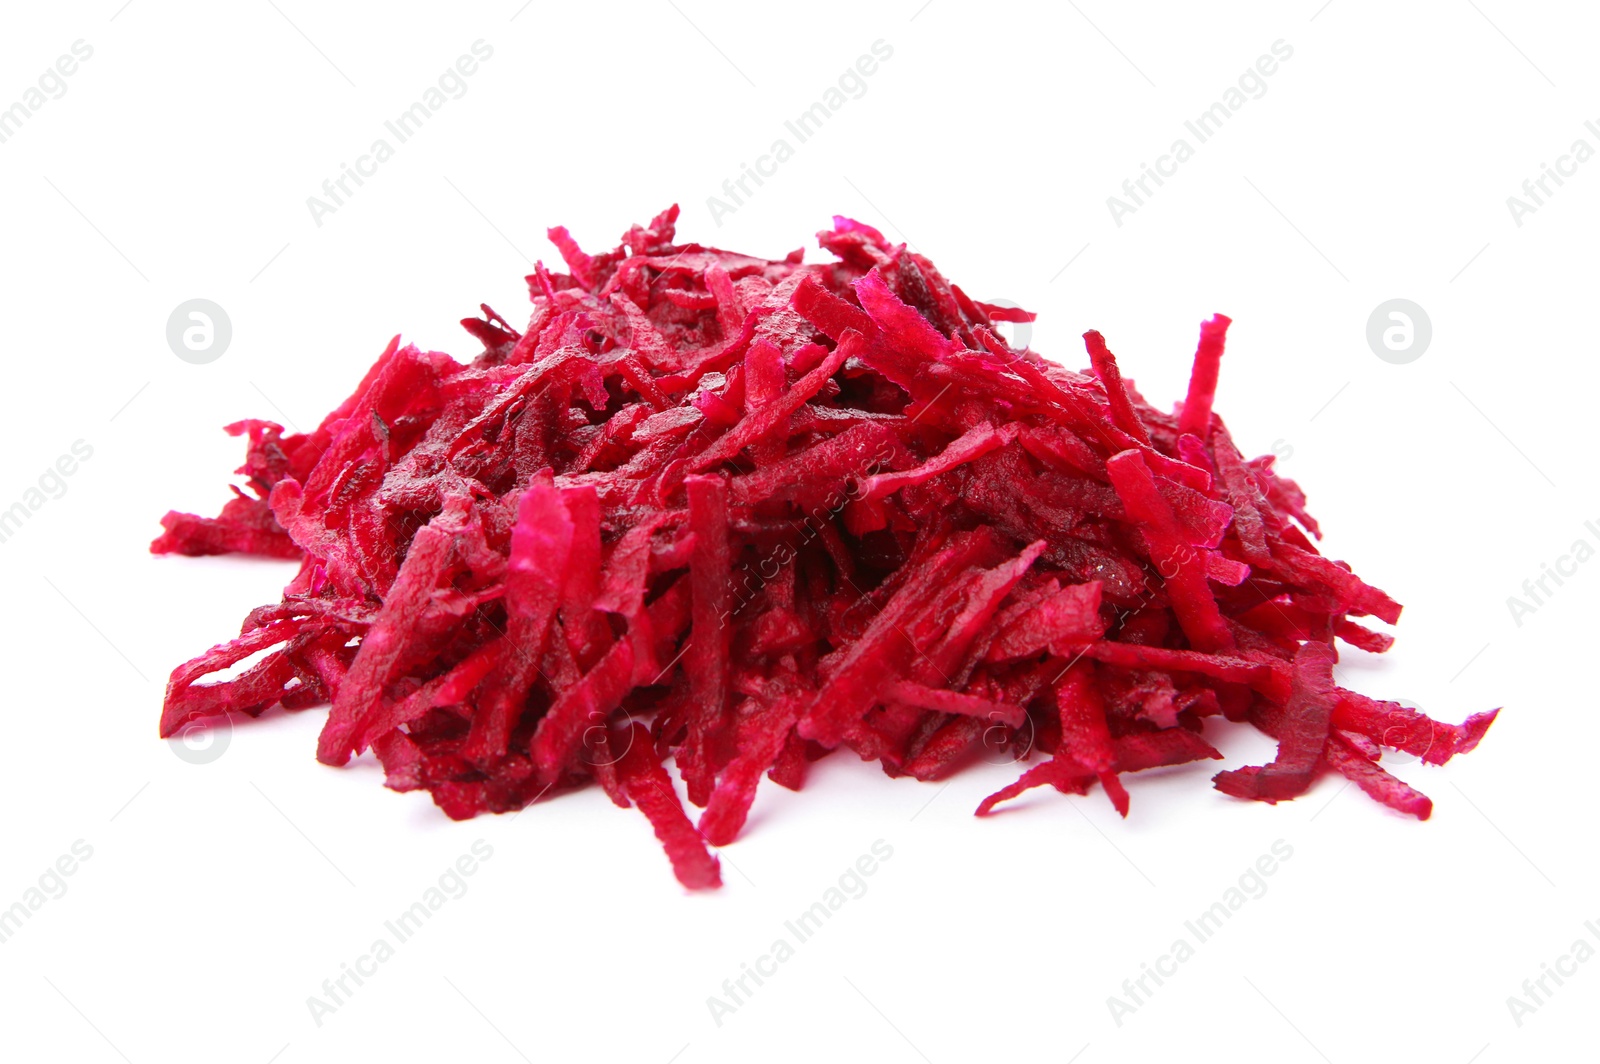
xmin=153 ymin=207 xmax=1497 ymax=889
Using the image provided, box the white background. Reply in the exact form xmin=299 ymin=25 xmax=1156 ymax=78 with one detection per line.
xmin=0 ymin=1 xmax=1593 ymax=1061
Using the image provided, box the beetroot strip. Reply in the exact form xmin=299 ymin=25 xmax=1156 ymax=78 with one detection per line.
xmin=617 ymin=722 xmax=722 ymax=889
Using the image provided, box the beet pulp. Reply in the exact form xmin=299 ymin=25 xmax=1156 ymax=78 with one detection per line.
xmin=154 ymin=208 xmax=1496 ymax=889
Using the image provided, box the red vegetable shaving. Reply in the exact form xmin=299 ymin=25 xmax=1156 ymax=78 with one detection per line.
xmin=153 ymin=207 xmax=1498 ymax=889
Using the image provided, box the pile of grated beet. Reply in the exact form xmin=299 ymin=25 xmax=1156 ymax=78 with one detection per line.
xmin=153 ymin=207 xmax=1497 ymax=889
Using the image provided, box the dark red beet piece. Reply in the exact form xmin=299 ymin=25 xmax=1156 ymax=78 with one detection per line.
xmin=152 ymin=208 xmax=1497 ymax=889
xmin=1212 ymin=641 xmax=1338 ymax=803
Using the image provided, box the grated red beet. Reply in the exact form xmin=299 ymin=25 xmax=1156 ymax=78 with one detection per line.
xmin=153 ymin=206 xmax=1498 ymax=889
